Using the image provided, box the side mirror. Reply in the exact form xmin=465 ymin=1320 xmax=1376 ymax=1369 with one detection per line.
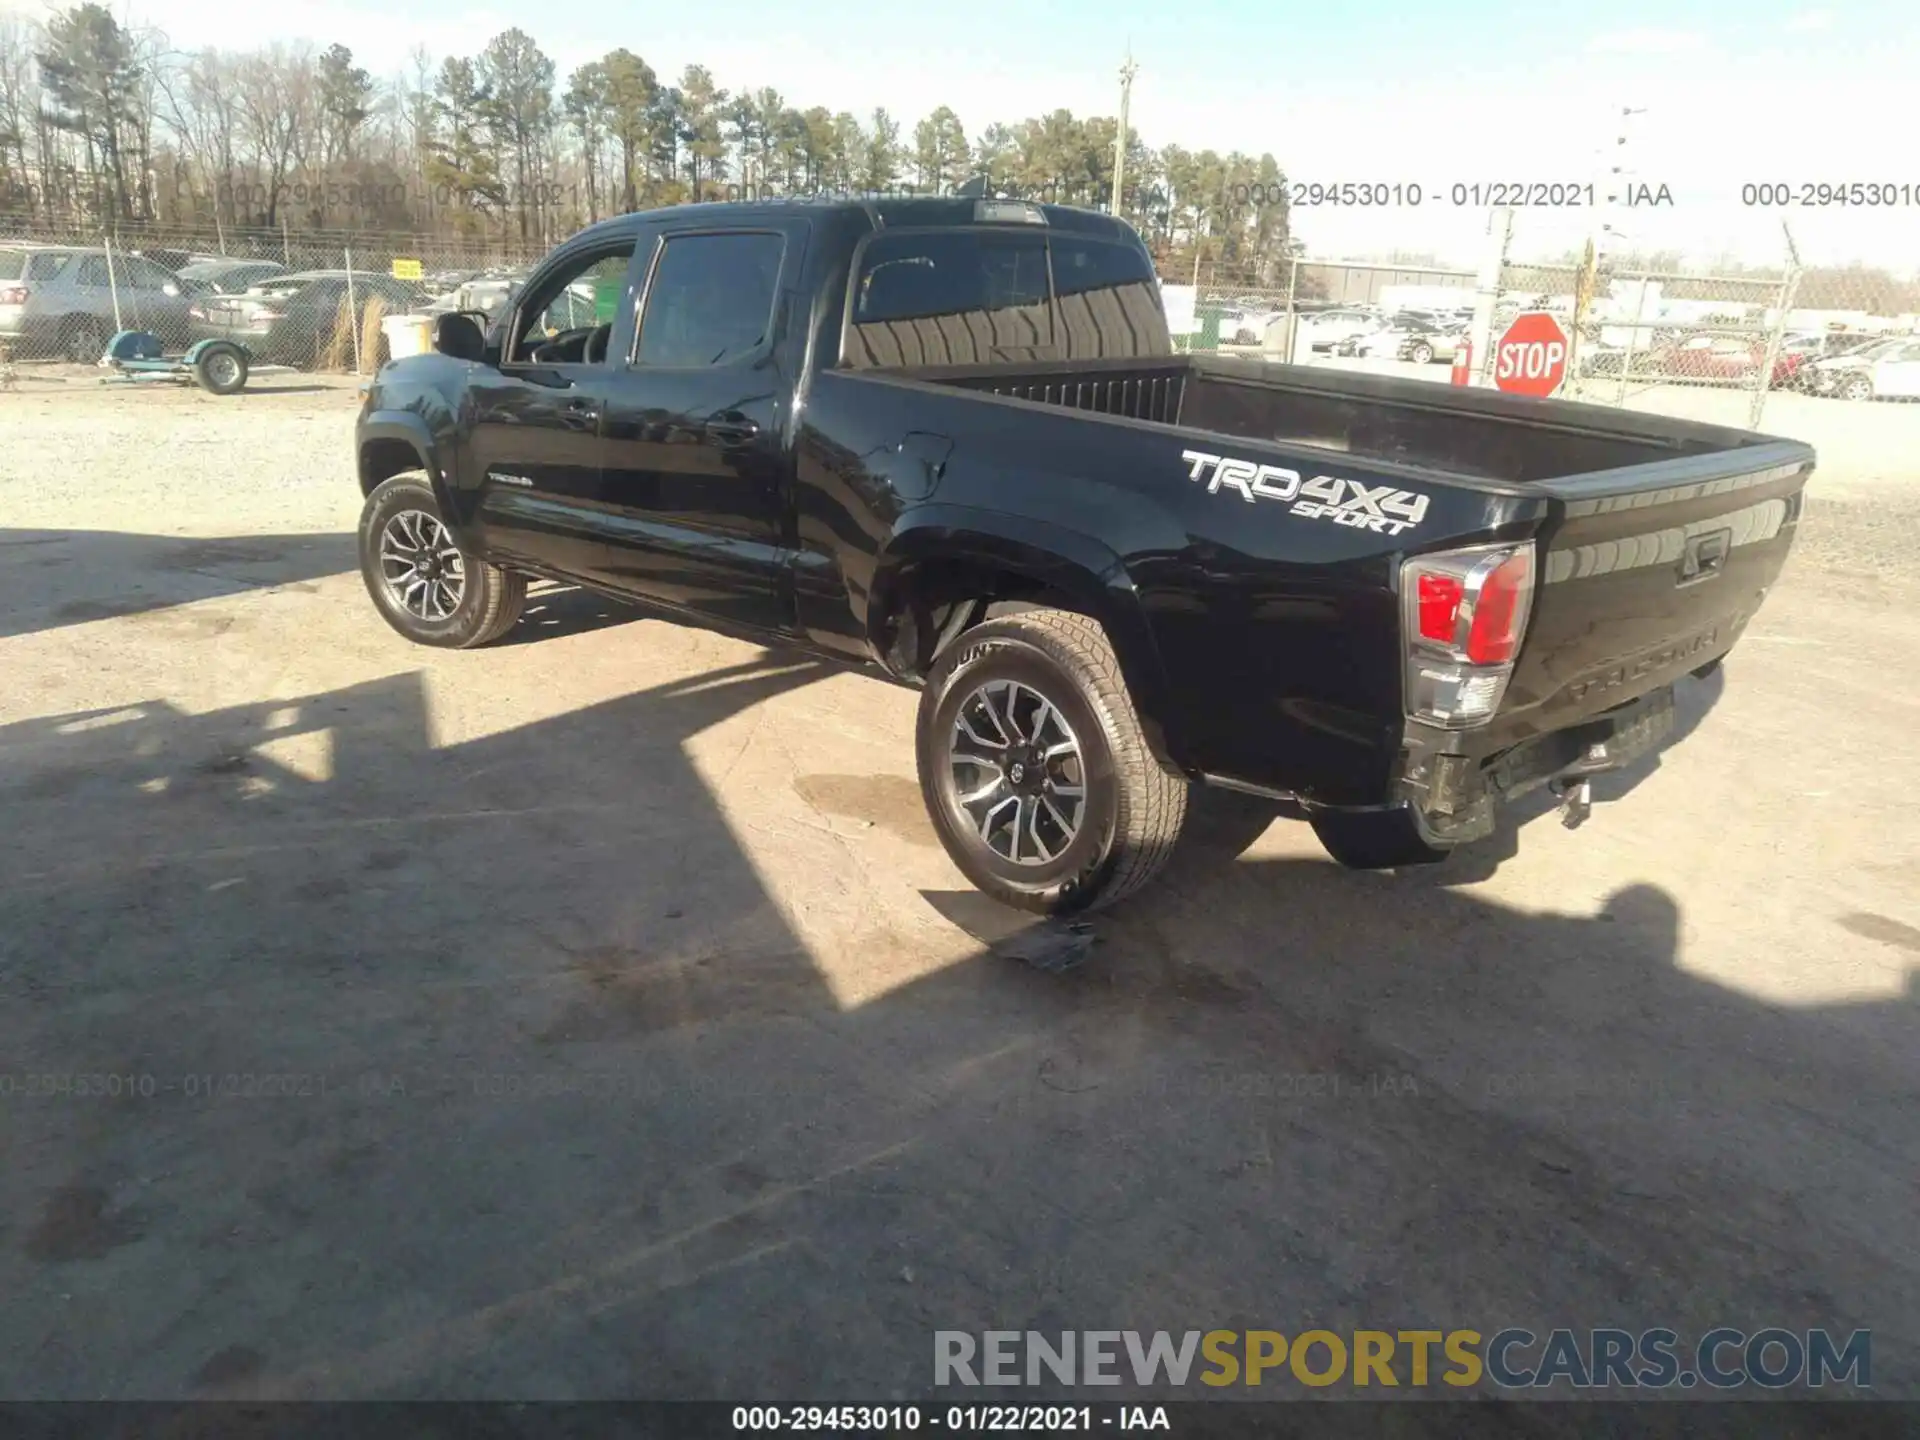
xmin=432 ymin=311 xmax=488 ymax=362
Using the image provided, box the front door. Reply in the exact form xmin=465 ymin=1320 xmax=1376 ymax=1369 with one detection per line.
xmin=594 ymin=226 xmax=801 ymax=632
xmin=463 ymin=243 xmax=641 ymax=582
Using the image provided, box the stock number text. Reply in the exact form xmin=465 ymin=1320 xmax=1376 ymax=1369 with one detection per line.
xmin=1742 ymin=182 xmax=1918 ymax=207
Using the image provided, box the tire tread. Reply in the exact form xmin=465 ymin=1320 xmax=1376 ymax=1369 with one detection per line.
xmin=934 ymin=607 xmax=1187 ymax=912
xmin=360 ymin=473 xmax=527 ymax=649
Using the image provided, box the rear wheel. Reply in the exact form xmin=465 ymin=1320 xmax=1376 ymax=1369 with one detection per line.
xmin=192 ymin=343 xmax=248 ymax=395
xmin=1407 ymin=341 xmax=1435 ymax=364
xmin=61 ymin=315 xmax=105 ymax=363
xmin=916 ymin=608 xmax=1188 ymax=915
xmin=358 ymin=473 xmax=526 ymax=648
xmin=1841 ymin=374 xmax=1874 ymax=402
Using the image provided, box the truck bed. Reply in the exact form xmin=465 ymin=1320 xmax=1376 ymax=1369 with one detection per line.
xmin=897 ymin=353 xmax=1789 ymax=488
xmin=879 ymin=351 xmax=1815 ymax=766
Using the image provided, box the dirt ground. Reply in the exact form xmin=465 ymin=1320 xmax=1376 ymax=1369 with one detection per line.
xmin=0 ymin=366 xmax=1915 ymax=1413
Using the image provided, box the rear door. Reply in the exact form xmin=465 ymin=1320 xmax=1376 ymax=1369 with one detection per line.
xmin=117 ymin=255 xmax=191 ymax=342
xmin=593 ymin=222 xmax=803 ymax=630
xmin=70 ymin=254 xmax=118 ymax=330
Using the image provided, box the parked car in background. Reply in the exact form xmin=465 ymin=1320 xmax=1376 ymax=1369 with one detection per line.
xmin=1579 ymin=342 xmax=1635 ymax=377
xmin=177 ymin=258 xmax=288 ymax=296
xmin=128 ymin=248 xmax=196 ymax=274
xmin=190 ymin=270 xmax=431 ymax=367
xmin=1335 ymin=313 xmax=1465 ymax=362
xmin=1298 ymin=306 xmax=1380 ymax=352
xmin=1804 ymin=336 xmax=1920 ymax=401
xmin=0 ymin=243 xmax=194 ymax=358
xmin=424 ymin=269 xmax=529 ymax=322
xmin=1649 ymin=330 xmax=1804 ymax=389
xmin=1394 ymin=317 xmax=1467 ymax=364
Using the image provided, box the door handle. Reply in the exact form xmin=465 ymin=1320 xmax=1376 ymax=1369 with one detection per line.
xmin=704 ymin=414 xmax=760 ymax=446
xmin=561 ymin=397 xmax=600 ymax=431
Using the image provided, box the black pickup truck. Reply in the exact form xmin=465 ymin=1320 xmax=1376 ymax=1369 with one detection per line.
xmin=353 ymin=197 xmax=1814 ymax=914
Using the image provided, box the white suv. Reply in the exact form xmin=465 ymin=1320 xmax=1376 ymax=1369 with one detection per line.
xmin=0 ymin=244 xmax=194 ymax=360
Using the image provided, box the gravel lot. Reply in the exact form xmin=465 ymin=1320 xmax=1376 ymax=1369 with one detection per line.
xmin=1 ymin=365 xmax=1916 ymax=1413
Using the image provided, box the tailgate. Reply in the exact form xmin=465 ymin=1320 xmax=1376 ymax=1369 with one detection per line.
xmin=1496 ymin=446 xmax=1813 ymax=741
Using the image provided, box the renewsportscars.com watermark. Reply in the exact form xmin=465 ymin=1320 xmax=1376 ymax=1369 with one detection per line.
xmin=934 ymin=1328 xmax=1871 ymax=1391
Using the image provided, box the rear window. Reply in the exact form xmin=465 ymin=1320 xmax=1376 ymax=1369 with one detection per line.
xmin=0 ymin=250 xmax=72 ymax=282
xmin=855 ymin=230 xmax=1050 ymax=325
xmin=846 ymin=229 xmax=1054 ymax=368
xmin=1050 ymin=237 xmax=1155 ymax=298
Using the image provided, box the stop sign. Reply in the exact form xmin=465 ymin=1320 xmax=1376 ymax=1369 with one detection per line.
xmin=1493 ymin=311 xmax=1569 ymax=397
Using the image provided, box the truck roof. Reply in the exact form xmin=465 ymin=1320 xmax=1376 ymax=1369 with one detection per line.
xmin=570 ymin=196 xmax=1146 ymax=246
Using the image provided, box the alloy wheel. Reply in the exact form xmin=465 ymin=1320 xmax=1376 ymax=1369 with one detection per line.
xmin=378 ymin=509 xmax=466 ymax=621
xmin=944 ymin=679 xmax=1087 ymax=867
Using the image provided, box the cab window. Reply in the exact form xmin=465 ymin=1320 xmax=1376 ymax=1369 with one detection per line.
xmin=509 ymin=246 xmax=636 ymax=365
xmin=633 ymin=232 xmax=785 ymax=368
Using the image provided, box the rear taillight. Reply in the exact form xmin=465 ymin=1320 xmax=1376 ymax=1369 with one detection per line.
xmin=0 ymin=284 xmax=26 ymax=305
xmin=1400 ymin=542 xmax=1536 ymax=727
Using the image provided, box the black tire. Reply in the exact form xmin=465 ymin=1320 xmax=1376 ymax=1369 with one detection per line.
xmin=916 ymin=608 xmax=1188 ymax=915
xmin=62 ymin=315 xmax=106 ymax=363
xmin=1841 ymin=374 xmax=1874 ymax=402
xmin=192 ymin=343 xmax=248 ymax=395
xmin=358 ymin=473 xmax=527 ymax=648
xmin=1408 ymin=341 xmax=1435 ymax=364
xmin=1310 ymin=807 xmax=1449 ymax=870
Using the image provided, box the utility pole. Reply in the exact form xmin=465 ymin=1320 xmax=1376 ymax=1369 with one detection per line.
xmin=1570 ymin=104 xmax=1644 ymax=397
xmin=1111 ymin=53 xmax=1138 ymax=217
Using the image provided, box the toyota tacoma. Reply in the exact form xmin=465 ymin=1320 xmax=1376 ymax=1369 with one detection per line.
xmin=352 ymin=198 xmax=1815 ymax=913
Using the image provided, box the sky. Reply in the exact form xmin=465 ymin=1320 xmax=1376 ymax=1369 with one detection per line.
xmin=6 ymin=0 xmax=1918 ymax=270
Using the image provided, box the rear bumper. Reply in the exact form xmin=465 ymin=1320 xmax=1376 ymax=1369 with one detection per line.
xmin=1331 ymin=683 xmax=1680 ymax=850
xmin=0 ymin=313 xmax=59 ymax=347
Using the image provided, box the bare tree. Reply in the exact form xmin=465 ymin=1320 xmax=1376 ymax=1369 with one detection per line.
xmin=0 ymin=17 xmax=41 ymax=214
xmin=233 ymin=45 xmax=310 ymax=227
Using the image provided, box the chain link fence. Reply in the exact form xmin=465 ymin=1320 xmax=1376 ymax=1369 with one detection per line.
xmin=9 ymin=211 xmax=1917 ymax=412
xmin=1166 ymin=238 xmax=1918 ymax=437
xmin=1 ymin=217 xmax=548 ymax=374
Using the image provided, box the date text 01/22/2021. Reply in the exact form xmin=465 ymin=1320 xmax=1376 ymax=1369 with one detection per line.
xmin=730 ymin=1407 xmax=1168 ymax=1432
xmin=1209 ymin=180 xmax=1674 ymax=207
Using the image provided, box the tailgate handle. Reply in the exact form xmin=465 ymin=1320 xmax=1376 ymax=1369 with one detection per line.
xmin=1678 ymin=528 xmax=1732 ymax=585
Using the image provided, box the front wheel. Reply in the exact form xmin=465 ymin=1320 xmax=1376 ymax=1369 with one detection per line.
xmin=357 ymin=473 xmax=526 ymax=648
xmin=916 ymin=609 xmax=1188 ymax=915
xmin=1841 ymin=374 xmax=1874 ymax=402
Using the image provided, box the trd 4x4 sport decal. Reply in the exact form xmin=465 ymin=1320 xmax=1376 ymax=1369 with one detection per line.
xmin=1181 ymin=449 xmax=1430 ymax=536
